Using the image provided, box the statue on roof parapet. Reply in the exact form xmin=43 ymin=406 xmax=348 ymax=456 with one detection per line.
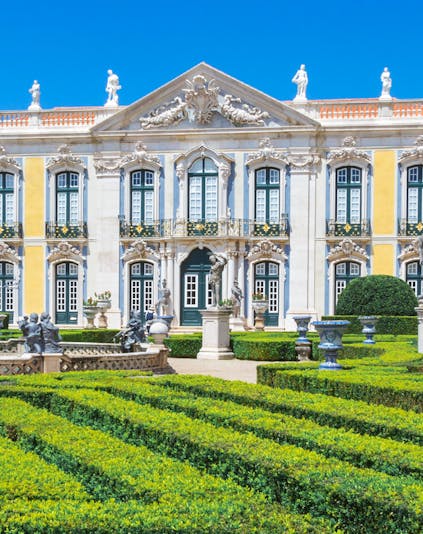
xmin=380 ymin=67 xmax=392 ymax=101
xmin=105 ymin=69 xmax=121 ymax=107
xmin=28 ymin=80 xmax=41 ymax=111
xmin=292 ymin=64 xmax=308 ymax=102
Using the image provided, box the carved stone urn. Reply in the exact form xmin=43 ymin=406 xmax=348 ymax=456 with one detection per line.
xmin=82 ymin=305 xmax=98 ymax=329
xmin=292 ymin=315 xmax=312 ymax=342
xmin=97 ymin=299 xmax=111 ymax=329
xmin=252 ymin=299 xmax=268 ymax=331
xmin=312 ymin=320 xmax=350 ymax=370
xmin=358 ymin=316 xmax=378 ymax=344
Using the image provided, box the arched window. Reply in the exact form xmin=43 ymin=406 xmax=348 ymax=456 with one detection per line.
xmin=0 ymin=261 xmax=14 ymax=313
xmin=130 ymin=170 xmax=154 ymax=225
xmin=55 ymin=262 xmax=78 ymax=324
xmin=336 ymin=167 xmax=362 ymax=227
xmin=129 ymin=262 xmax=154 ymax=315
xmin=406 ymin=261 xmax=422 ymax=296
xmin=254 ymin=261 xmax=279 ymax=326
xmin=334 ymin=261 xmax=360 ymax=307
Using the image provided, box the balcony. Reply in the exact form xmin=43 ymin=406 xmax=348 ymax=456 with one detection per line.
xmin=0 ymin=223 xmax=23 ymax=241
xmin=45 ymin=222 xmax=88 ymax=240
xmin=398 ymin=219 xmax=423 ymax=237
xmin=119 ymin=216 xmax=289 ymax=241
xmin=326 ymin=219 xmax=371 ymax=240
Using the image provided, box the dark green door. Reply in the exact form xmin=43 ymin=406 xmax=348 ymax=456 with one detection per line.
xmin=56 ymin=262 xmax=78 ymax=324
xmin=254 ymin=261 xmax=279 ymax=326
xmin=181 ymin=248 xmax=212 ymax=326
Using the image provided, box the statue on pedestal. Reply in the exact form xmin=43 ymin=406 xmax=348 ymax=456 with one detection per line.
xmin=231 ymin=280 xmax=243 ymax=318
xmin=105 ymin=69 xmax=121 ymax=107
xmin=380 ymin=67 xmax=392 ymax=100
xmin=156 ymin=279 xmax=171 ymax=316
xmin=28 ymin=80 xmax=41 ymax=111
xmin=209 ymin=253 xmax=227 ymax=307
xmin=292 ymin=65 xmax=308 ymax=101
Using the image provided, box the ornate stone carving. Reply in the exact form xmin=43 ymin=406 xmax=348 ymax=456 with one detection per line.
xmin=284 ymin=153 xmax=321 ymax=169
xmin=0 ymin=146 xmax=20 ymax=172
xmin=327 ymin=137 xmax=371 ymax=164
xmin=327 ymin=238 xmax=368 ymax=262
xmin=183 ymin=75 xmax=219 ymax=124
xmin=121 ymin=239 xmax=159 ymax=262
xmin=47 ymin=241 xmax=83 ymax=263
xmin=140 ymin=75 xmax=270 ymax=129
xmin=247 ymin=239 xmax=287 ymax=261
xmin=119 ymin=142 xmax=161 ymax=169
xmin=0 ymin=242 xmax=20 ymax=264
xmin=46 ymin=145 xmax=85 ymax=171
xmin=399 ymin=136 xmax=423 ymax=164
xmin=93 ymin=154 xmax=121 ymax=176
xmin=246 ymin=138 xmax=287 ymax=167
xmin=220 ymin=95 xmax=269 ymax=126
xmin=398 ymin=237 xmax=423 ymax=264
xmin=140 ymin=97 xmax=187 ymax=129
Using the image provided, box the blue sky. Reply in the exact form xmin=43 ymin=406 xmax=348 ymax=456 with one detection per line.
xmin=2 ymin=0 xmax=422 ymax=109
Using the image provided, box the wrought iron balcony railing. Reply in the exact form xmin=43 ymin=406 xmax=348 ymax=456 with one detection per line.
xmin=0 ymin=223 xmax=23 ymax=239
xmin=119 ymin=216 xmax=289 ymax=239
xmin=326 ymin=219 xmax=370 ymax=237
xmin=398 ymin=219 xmax=423 ymax=236
xmin=45 ymin=222 xmax=88 ymax=239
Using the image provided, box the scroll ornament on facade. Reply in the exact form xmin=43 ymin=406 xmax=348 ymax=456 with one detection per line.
xmin=140 ymin=75 xmax=270 ymax=129
xmin=327 ymin=137 xmax=371 ymax=164
xmin=46 ymin=145 xmax=84 ymax=170
xmin=47 ymin=242 xmax=83 ymax=263
xmin=327 ymin=238 xmax=368 ymax=262
xmin=0 ymin=146 xmax=20 ymax=171
xmin=399 ymin=135 xmax=423 ymax=163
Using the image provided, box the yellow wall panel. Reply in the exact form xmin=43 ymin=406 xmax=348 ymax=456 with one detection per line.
xmin=24 ymin=246 xmax=44 ymax=312
xmin=24 ymin=158 xmax=45 ymax=237
xmin=372 ymin=244 xmax=394 ymax=275
xmin=373 ymin=150 xmax=395 ymax=235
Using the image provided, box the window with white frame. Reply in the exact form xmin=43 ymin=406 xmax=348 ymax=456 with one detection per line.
xmin=130 ymin=262 xmax=154 ymax=314
xmin=130 ymin=170 xmax=154 ymax=225
xmin=0 ymin=172 xmax=15 ymax=226
xmin=56 ymin=172 xmax=79 ymax=225
xmin=0 ymin=262 xmax=14 ymax=313
xmin=336 ymin=167 xmax=361 ymax=224
xmin=334 ymin=261 xmax=360 ymax=307
xmin=406 ymin=261 xmax=422 ymax=296
xmin=188 ymin=158 xmax=218 ymax=222
xmin=407 ymin=166 xmax=423 ymax=224
xmin=255 ymin=168 xmax=280 ymax=223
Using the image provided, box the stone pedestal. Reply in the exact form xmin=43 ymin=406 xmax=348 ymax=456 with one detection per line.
xmin=197 ymin=308 xmax=234 ymax=360
xmin=41 ymin=353 xmax=62 ymax=373
xmin=229 ymin=316 xmax=245 ymax=332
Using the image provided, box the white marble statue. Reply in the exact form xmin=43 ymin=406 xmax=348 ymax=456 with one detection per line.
xmin=28 ymin=80 xmax=41 ymax=111
xmin=105 ymin=69 xmax=121 ymax=107
xmin=292 ymin=64 xmax=308 ymax=101
xmin=380 ymin=67 xmax=392 ymax=100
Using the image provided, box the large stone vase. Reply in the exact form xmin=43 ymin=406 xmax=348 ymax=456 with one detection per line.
xmin=312 ymin=320 xmax=350 ymax=370
xmin=293 ymin=315 xmax=312 ymax=342
xmin=97 ymin=299 xmax=111 ymax=328
xmin=83 ymin=306 xmax=98 ymax=329
xmin=358 ymin=316 xmax=378 ymax=344
xmin=252 ymin=300 xmax=268 ymax=331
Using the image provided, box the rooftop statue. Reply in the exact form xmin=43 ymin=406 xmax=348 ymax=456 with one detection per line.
xmin=105 ymin=69 xmax=121 ymax=107
xmin=28 ymin=80 xmax=41 ymax=111
xmin=380 ymin=67 xmax=392 ymax=100
xmin=292 ymin=64 xmax=308 ymax=101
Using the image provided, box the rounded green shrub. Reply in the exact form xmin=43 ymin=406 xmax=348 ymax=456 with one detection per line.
xmin=335 ymin=275 xmax=418 ymax=316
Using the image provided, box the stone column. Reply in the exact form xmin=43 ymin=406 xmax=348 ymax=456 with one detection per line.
xmin=285 ymin=154 xmax=320 ymax=330
xmin=167 ymin=248 xmax=175 ymax=316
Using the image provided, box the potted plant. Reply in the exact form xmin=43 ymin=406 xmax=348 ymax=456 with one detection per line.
xmin=95 ymin=291 xmax=111 ymax=328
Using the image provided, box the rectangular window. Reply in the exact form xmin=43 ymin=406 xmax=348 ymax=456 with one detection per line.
xmin=408 ymin=280 xmax=418 ymax=296
xmin=69 ymin=280 xmax=78 ymax=312
xmin=205 ymin=176 xmax=217 ymax=221
xmin=144 ymin=263 xmax=153 ymax=276
xmin=184 ymin=274 xmax=198 ymax=307
xmin=255 ymin=190 xmax=266 ymax=222
xmin=350 ymin=188 xmax=361 ymax=224
xmin=143 ymin=279 xmax=153 ymax=312
xmin=350 ymin=263 xmax=360 ymax=276
xmin=335 ymin=280 xmax=346 ymax=303
xmin=131 ymin=191 xmax=142 ymax=224
xmin=269 ymin=189 xmax=279 ymax=223
xmin=268 ymin=280 xmax=278 ymax=313
xmin=189 ymin=177 xmax=202 ymax=220
xmin=408 ymin=188 xmax=419 ymax=223
xmin=56 ymin=280 xmax=66 ymax=312
xmin=131 ymin=280 xmax=140 ymax=311
xmin=144 ymin=190 xmax=154 ymax=223
xmin=336 ymin=189 xmax=347 ymax=223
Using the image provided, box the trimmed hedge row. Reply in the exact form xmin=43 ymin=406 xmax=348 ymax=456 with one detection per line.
xmin=0 ymin=396 xmax=309 ymax=533
xmin=6 ymin=385 xmax=423 ymax=533
xmin=60 ymin=329 xmax=120 ymax=343
xmin=61 ymin=377 xmax=423 ymax=480
xmin=231 ymin=337 xmax=299 ymax=361
xmin=0 ymin=435 xmax=88 ymax=501
xmin=163 ymin=334 xmax=202 ymax=358
xmin=273 ymin=369 xmax=423 ymax=412
xmin=322 ymin=315 xmax=418 ymax=335
xmin=153 ymin=375 xmax=423 ymax=445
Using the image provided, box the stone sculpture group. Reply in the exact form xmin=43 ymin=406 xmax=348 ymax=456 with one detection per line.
xmin=18 ymin=312 xmax=63 ymax=354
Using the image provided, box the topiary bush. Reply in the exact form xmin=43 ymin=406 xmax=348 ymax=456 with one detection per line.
xmin=335 ymin=275 xmax=418 ymax=316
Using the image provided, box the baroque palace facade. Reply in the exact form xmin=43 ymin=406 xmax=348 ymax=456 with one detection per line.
xmin=0 ymin=62 xmax=423 ymax=330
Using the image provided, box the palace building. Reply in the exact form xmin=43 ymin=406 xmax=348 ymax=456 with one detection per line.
xmin=0 ymin=62 xmax=422 ymax=330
